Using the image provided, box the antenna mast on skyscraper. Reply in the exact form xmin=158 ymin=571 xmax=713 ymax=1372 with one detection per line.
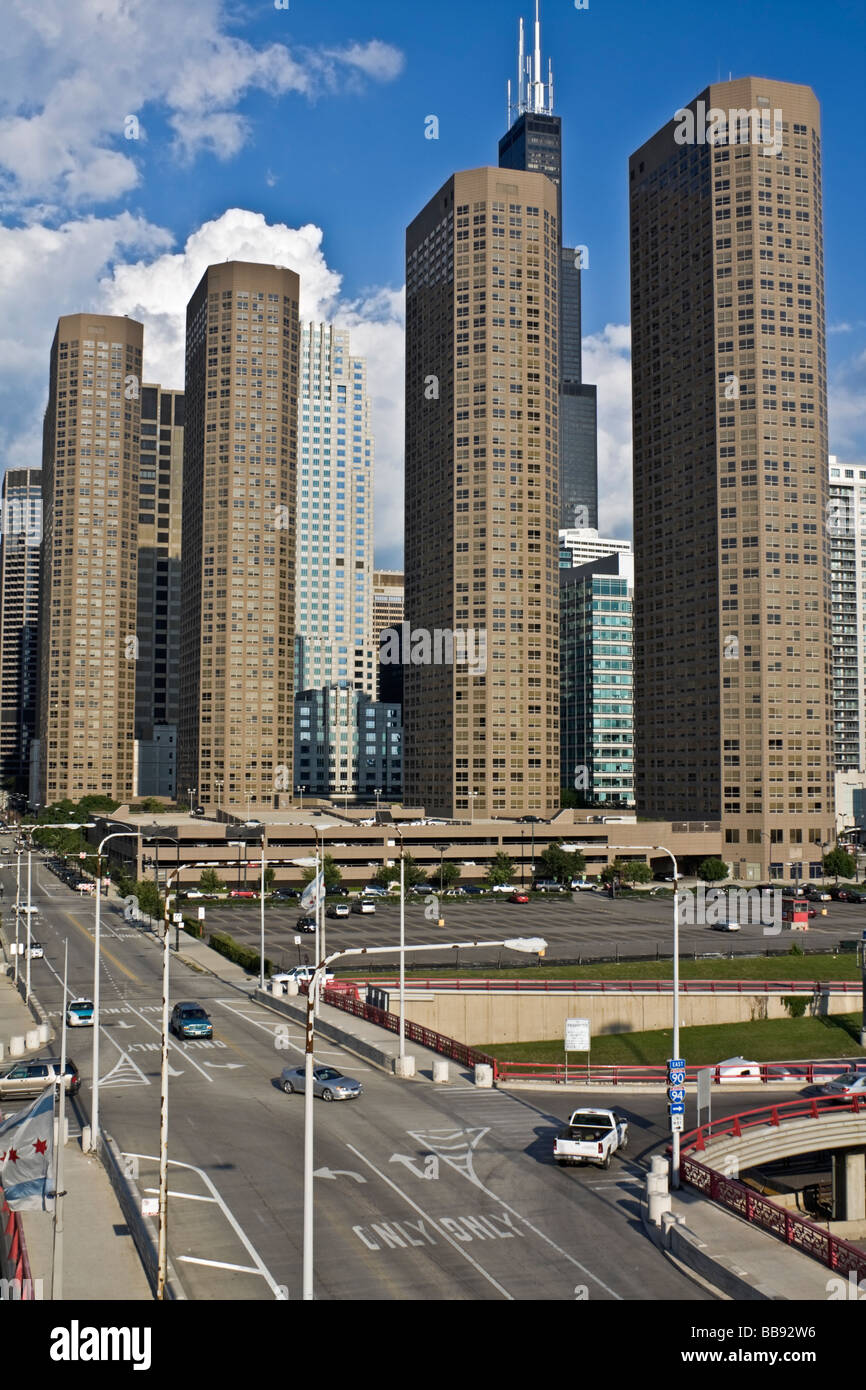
xmin=507 ymin=2 xmax=554 ymax=125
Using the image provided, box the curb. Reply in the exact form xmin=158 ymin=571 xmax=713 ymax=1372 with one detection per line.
xmin=640 ymin=1193 xmax=785 ymax=1301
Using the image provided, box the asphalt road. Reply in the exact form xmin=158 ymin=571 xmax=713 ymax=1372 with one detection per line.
xmin=0 ymin=847 xmax=722 ymax=1302
xmin=200 ymin=891 xmax=866 ymax=974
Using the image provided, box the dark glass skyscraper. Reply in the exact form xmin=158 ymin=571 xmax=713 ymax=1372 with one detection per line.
xmin=499 ymin=3 xmax=598 ymax=529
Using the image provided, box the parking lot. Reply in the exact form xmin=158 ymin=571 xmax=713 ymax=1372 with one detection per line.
xmin=194 ymin=890 xmax=865 ymax=972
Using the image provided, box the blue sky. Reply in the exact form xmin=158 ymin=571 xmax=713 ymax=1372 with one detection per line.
xmin=1 ymin=0 xmax=864 ymax=567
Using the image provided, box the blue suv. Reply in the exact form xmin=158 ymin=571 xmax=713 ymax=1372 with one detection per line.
xmin=170 ymin=1002 xmax=213 ymax=1039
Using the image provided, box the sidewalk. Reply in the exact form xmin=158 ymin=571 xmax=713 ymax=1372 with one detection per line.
xmin=643 ymin=1179 xmax=837 ymax=1300
xmin=0 ymin=963 xmax=152 ymax=1301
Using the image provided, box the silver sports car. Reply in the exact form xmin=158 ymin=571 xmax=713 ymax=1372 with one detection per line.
xmin=280 ymin=1064 xmax=362 ymax=1101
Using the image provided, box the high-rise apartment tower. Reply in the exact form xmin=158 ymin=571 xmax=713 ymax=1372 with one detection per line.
xmin=0 ymin=468 xmax=42 ymax=794
xmin=38 ymin=314 xmax=143 ymax=804
xmin=405 ymin=166 xmax=561 ymax=817
xmin=178 ymin=262 xmax=300 ymax=812
xmin=630 ymin=79 xmax=833 ymax=880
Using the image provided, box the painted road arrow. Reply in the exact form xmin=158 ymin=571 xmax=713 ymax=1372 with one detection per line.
xmin=313 ymin=1168 xmax=366 ymax=1184
xmin=389 ymin=1153 xmax=440 ymax=1180
xmin=203 ymin=1062 xmax=245 ymax=1070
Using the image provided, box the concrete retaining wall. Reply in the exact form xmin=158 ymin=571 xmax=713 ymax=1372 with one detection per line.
xmin=254 ymin=988 xmax=398 ymax=1073
xmin=397 ymin=987 xmax=855 ymax=1045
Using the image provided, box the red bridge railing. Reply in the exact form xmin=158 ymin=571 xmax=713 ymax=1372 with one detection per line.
xmin=306 ymin=984 xmax=499 ymax=1077
xmin=347 ymin=976 xmax=862 ymax=995
xmin=493 ymin=1059 xmax=860 ymax=1086
xmin=1 ymin=1189 xmax=35 ymax=1299
xmin=680 ymin=1095 xmax=866 ymax=1151
xmin=679 ymin=1100 xmax=866 ymax=1282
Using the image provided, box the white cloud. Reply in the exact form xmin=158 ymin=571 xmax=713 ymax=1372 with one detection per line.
xmin=0 ymin=0 xmax=405 ymax=209
xmin=582 ymin=324 xmax=633 ymax=540
xmin=829 ymin=343 xmax=866 ymax=463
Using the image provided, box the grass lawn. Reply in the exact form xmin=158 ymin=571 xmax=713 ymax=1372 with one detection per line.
xmin=485 ymin=1012 xmax=866 ymax=1067
xmin=403 ymin=952 xmax=860 ymax=983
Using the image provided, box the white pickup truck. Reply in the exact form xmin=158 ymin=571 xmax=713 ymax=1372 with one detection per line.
xmin=553 ymin=1108 xmax=629 ymax=1170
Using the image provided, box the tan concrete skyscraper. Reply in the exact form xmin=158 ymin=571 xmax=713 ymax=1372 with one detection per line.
xmin=38 ymin=314 xmax=143 ymax=804
xmin=405 ymin=166 xmax=560 ymax=817
xmin=630 ymin=79 xmax=833 ymax=880
xmin=178 ymin=262 xmax=299 ymax=812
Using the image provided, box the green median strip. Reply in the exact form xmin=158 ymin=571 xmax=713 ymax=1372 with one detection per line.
xmin=404 ymin=952 xmax=861 ymax=984
xmin=485 ymin=1013 xmax=866 ymax=1067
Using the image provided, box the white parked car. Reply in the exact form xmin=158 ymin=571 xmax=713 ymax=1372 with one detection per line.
xmin=184 ymin=890 xmax=205 ymax=899
xmin=271 ymin=967 xmax=335 ymax=991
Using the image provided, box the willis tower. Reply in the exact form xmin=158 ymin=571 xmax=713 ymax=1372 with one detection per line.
xmin=499 ymin=2 xmax=598 ymax=530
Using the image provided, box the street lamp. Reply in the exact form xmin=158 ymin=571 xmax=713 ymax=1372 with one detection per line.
xmin=93 ymin=826 xmax=140 ymax=1146
xmin=571 ymin=839 xmax=682 ymax=1184
xmin=433 ymin=843 xmax=449 ymax=927
xmin=296 ymin=784 xmax=307 ymax=811
xmin=470 ymin=790 xmax=479 ymax=825
xmin=301 ymin=934 xmax=547 ymax=1300
xmin=375 ymin=787 xmax=382 ymax=817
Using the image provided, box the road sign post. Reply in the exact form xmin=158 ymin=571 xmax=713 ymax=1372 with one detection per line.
xmin=564 ymin=1017 xmax=591 ymax=1085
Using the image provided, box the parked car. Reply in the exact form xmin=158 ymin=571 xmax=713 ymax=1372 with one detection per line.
xmin=327 ymin=902 xmax=350 ymax=918
xmin=710 ymin=920 xmax=740 ymax=932
xmin=352 ymin=899 xmax=376 ymax=914
xmin=183 ymin=890 xmax=205 ymax=899
xmin=532 ymin=880 xmax=566 ymax=893
xmin=509 ymin=892 xmax=530 ymax=904
xmin=463 ymin=884 xmax=484 ymax=895
xmin=66 ymin=998 xmax=94 ymax=1028
xmin=271 ymin=967 xmax=335 ymax=991
xmin=230 ymin=889 xmax=257 ymax=899
xmin=829 ymin=888 xmax=851 ymax=902
xmin=272 ymin=888 xmax=299 ymax=900
xmin=169 ymin=1002 xmax=213 ymax=1040
xmin=491 ymin=884 xmax=514 ymax=893
xmin=843 ymin=890 xmax=866 ymax=904
xmin=0 ymin=1057 xmax=81 ymax=1099
xmin=362 ymin=884 xmax=388 ymax=897
xmin=325 ymin=886 xmax=349 ymax=897
xmin=804 ymin=887 xmax=832 ymax=902
xmin=571 ymin=879 xmax=595 ymax=891
xmin=295 ymin=916 xmax=316 ymax=933
xmin=280 ymin=1064 xmax=362 ymax=1101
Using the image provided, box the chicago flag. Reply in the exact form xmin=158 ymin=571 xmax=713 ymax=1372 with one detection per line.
xmin=0 ymin=1086 xmax=54 ymax=1211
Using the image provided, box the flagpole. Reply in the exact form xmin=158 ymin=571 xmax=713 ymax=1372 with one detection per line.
xmin=51 ymin=939 xmax=68 ymax=1300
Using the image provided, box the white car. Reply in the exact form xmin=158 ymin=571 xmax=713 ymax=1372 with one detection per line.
xmin=271 ymin=967 xmax=335 ymax=990
xmin=27 ymin=941 xmax=44 ymax=959
xmin=352 ymin=899 xmax=376 ymax=914
xmin=814 ymin=1071 xmax=866 ymax=1100
xmin=66 ymin=997 xmax=94 ymax=1027
xmin=491 ymin=884 xmax=515 ymax=893
xmin=184 ymin=890 xmax=205 ymax=899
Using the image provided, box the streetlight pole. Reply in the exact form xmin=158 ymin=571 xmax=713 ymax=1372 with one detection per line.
xmin=157 ymin=863 xmax=182 ymax=1301
xmin=25 ymin=835 xmax=32 ymax=1004
xmin=301 ymin=933 xmax=547 ymax=1300
xmin=93 ymin=828 xmax=140 ymax=1148
xmin=571 ymin=839 xmax=681 ymax=1184
xmin=13 ymin=845 xmax=21 ymax=987
xmin=395 ymin=828 xmax=406 ymax=1062
xmin=434 ymin=843 xmax=449 ymax=928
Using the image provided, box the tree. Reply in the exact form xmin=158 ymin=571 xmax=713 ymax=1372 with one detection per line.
xmin=198 ymin=868 xmax=225 ymax=895
xmin=135 ymin=880 xmax=162 ymax=918
xmin=301 ymin=854 xmax=342 ymax=890
xmin=486 ymin=852 xmax=514 ymax=887
xmin=438 ymin=860 xmax=461 ymax=890
xmin=374 ymin=854 xmax=426 ymax=889
xmin=697 ymin=857 xmax=730 ymax=884
xmin=602 ymin=857 xmax=651 ymax=886
xmin=537 ymin=840 xmax=586 ymax=885
xmin=263 ymin=866 xmax=276 ymax=892
xmin=823 ymin=847 xmax=856 ymax=883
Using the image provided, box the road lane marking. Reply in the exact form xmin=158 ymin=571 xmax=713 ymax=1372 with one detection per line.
xmin=177 ymin=1257 xmax=263 ymax=1274
xmin=344 ymin=1143 xmax=513 ymax=1300
xmin=120 ymin=1000 xmax=214 ymax=1082
xmin=126 ymin=1152 xmax=286 ymax=1299
xmin=407 ymin=1127 xmax=622 ymax=1299
xmin=211 ymin=996 xmax=305 ymax=1057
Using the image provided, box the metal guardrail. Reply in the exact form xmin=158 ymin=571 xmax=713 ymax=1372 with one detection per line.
xmin=679 ymin=1104 xmax=866 ymax=1281
xmin=309 ymin=984 xmax=499 ymax=1077
xmin=347 ymin=976 xmax=862 ymax=995
xmin=494 ymin=1059 xmax=864 ymax=1086
xmin=681 ymin=1095 xmax=866 ymax=1150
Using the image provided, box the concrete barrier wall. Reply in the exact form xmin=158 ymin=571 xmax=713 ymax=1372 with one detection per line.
xmin=397 ymin=988 xmax=855 ymax=1045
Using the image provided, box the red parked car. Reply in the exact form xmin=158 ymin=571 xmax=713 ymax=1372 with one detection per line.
xmin=509 ymin=892 xmax=530 ymax=904
xmin=230 ymin=889 xmax=257 ymax=898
